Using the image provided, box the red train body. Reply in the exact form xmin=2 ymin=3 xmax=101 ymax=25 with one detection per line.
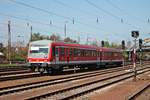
xmin=27 ymin=40 xmax=123 ymax=73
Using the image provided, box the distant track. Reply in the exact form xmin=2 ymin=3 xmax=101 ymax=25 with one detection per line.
xmin=0 ymin=66 xmax=28 ymax=72
xmin=0 ymin=69 xmax=31 ymax=76
xmin=0 ymin=72 xmax=41 ymax=82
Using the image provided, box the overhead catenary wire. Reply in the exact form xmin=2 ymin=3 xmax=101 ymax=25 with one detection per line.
xmin=53 ymin=0 xmax=102 ymax=24
xmin=0 ymin=15 xmax=66 ymax=41
xmin=4 ymin=0 xmax=139 ymax=42
xmin=85 ymin=0 xmax=141 ymax=29
xmin=0 ymin=12 xmax=100 ymax=41
xmin=7 ymin=0 xmax=110 ymax=32
xmin=85 ymin=0 xmax=121 ymax=20
xmin=8 ymin=0 xmax=72 ymax=20
xmin=105 ymin=0 xmax=146 ymax=23
xmin=52 ymin=0 xmax=100 ymax=19
xmin=0 ymin=12 xmax=64 ymax=30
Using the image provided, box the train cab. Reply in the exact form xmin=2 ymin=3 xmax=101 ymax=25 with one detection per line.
xmin=27 ymin=40 xmax=52 ymax=73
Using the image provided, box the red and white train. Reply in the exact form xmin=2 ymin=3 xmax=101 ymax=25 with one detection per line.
xmin=27 ymin=40 xmax=123 ymax=73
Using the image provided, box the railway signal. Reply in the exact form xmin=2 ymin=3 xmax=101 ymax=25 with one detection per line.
xmin=131 ymin=31 xmax=139 ymax=38
xmin=139 ymin=39 xmax=142 ymax=49
xmin=121 ymin=40 xmax=125 ymax=67
xmin=8 ymin=21 xmax=11 ymax=64
xmin=131 ymin=31 xmax=139 ymax=81
xmin=101 ymin=40 xmax=104 ymax=47
xmin=121 ymin=40 xmax=125 ymax=49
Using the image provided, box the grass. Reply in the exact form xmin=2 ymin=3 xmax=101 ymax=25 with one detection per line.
xmin=0 ymin=63 xmax=27 ymax=68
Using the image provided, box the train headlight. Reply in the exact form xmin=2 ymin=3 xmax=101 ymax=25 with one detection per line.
xmin=44 ymin=55 xmax=47 ymax=58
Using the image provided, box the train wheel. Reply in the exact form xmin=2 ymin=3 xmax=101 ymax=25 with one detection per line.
xmin=30 ymin=66 xmax=35 ymax=72
xmin=46 ymin=67 xmax=53 ymax=74
xmin=57 ymin=67 xmax=63 ymax=73
xmin=96 ymin=65 xmax=100 ymax=69
xmin=38 ymin=67 xmax=45 ymax=74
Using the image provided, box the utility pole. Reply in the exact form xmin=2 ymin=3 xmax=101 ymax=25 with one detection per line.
xmin=64 ymin=23 xmax=66 ymax=38
xmin=8 ymin=21 xmax=11 ymax=64
xmin=30 ymin=26 xmax=32 ymax=42
xmin=78 ymin=36 xmax=80 ymax=43
xmin=139 ymin=39 xmax=143 ymax=66
xmin=122 ymin=40 xmax=125 ymax=67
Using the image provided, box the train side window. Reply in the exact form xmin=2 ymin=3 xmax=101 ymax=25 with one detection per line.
xmin=61 ymin=48 xmax=65 ymax=56
xmin=78 ymin=49 xmax=81 ymax=56
xmin=87 ymin=50 xmax=89 ymax=56
xmin=52 ymin=47 xmax=55 ymax=56
xmin=90 ymin=50 xmax=92 ymax=56
xmin=84 ymin=50 xmax=88 ymax=57
xmin=69 ymin=48 xmax=73 ymax=56
xmin=84 ymin=50 xmax=86 ymax=56
xmin=74 ymin=48 xmax=77 ymax=56
xmin=109 ymin=52 xmax=112 ymax=57
xmin=81 ymin=49 xmax=83 ymax=56
xmin=113 ymin=52 xmax=117 ymax=57
xmin=98 ymin=51 xmax=100 ymax=56
xmin=83 ymin=49 xmax=85 ymax=56
xmin=93 ymin=50 xmax=95 ymax=56
xmin=93 ymin=50 xmax=96 ymax=56
xmin=87 ymin=50 xmax=88 ymax=56
xmin=55 ymin=48 xmax=58 ymax=57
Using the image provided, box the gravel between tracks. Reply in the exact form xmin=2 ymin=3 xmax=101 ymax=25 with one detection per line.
xmin=88 ymin=71 xmax=150 ymax=100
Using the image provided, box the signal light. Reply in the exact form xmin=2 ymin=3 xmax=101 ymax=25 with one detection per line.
xmin=131 ymin=31 xmax=139 ymax=38
xmin=139 ymin=39 xmax=143 ymax=49
xmin=121 ymin=40 xmax=125 ymax=49
xmin=101 ymin=40 xmax=104 ymax=47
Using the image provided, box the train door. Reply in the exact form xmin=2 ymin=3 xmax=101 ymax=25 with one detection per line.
xmin=55 ymin=47 xmax=59 ymax=63
xmin=66 ymin=48 xmax=69 ymax=63
xmin=97 ymin=51 xmax=100 ymax=66
xmin=97 ymin=51 xmax=100 ymax=62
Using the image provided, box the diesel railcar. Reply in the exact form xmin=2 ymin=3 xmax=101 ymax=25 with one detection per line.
xmin=27 ymin=40 xmax=123 ymax=74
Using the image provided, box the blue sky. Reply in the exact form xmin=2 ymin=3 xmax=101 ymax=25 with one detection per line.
xmin=0 ymin=0 xmax=150 ymax=46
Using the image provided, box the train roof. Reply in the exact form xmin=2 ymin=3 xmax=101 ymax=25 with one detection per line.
xmin=30 ymin=40 xmax=52 ymax=46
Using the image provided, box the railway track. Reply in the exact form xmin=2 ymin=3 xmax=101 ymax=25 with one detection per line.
xmin=0 ymin=61 xmax=148 ymax=82
xmin=0 ymin=66 xmax=27 ymax=72
xmin=0 ymin=72 xmax=41 ymax=81
xmin=0 ymin=65 xmax=149 ymax=100
xmin=0 ymin=66 xmax=130 ymax=95
xmin=34 ymin=67 xmax=150 ymax=100
xmin=0 ymin=69 xmax=31 ymax=76
xmin=0 ymin=64 xmax=130 ymax=82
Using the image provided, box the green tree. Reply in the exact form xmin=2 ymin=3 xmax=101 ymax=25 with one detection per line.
xmin=90 ymin=40 xmax=98 ymax=46
xmin=64 ymin=37 xmax=77 ymax=43
xmin=0 ymin=43 xmax=4 ymax=52
xmin=50 ymin=34 xmax=61 ymax=41
xmin=110 ymin=42 xmax=120 ymax=48
xmin=104 ymin=41 xmax=110 ymax=47
xmin=31 ymin=33 xmax=50 ymax=41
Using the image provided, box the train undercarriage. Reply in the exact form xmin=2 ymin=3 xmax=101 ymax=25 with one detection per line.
xmin=28 ymin=61 xmax=123 ymax=74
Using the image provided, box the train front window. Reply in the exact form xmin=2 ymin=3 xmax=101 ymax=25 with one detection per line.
xmin=30 ymin=47 xmax=48 ymax=54
xmin=29 ymin=46 xmax=49 ymax=58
